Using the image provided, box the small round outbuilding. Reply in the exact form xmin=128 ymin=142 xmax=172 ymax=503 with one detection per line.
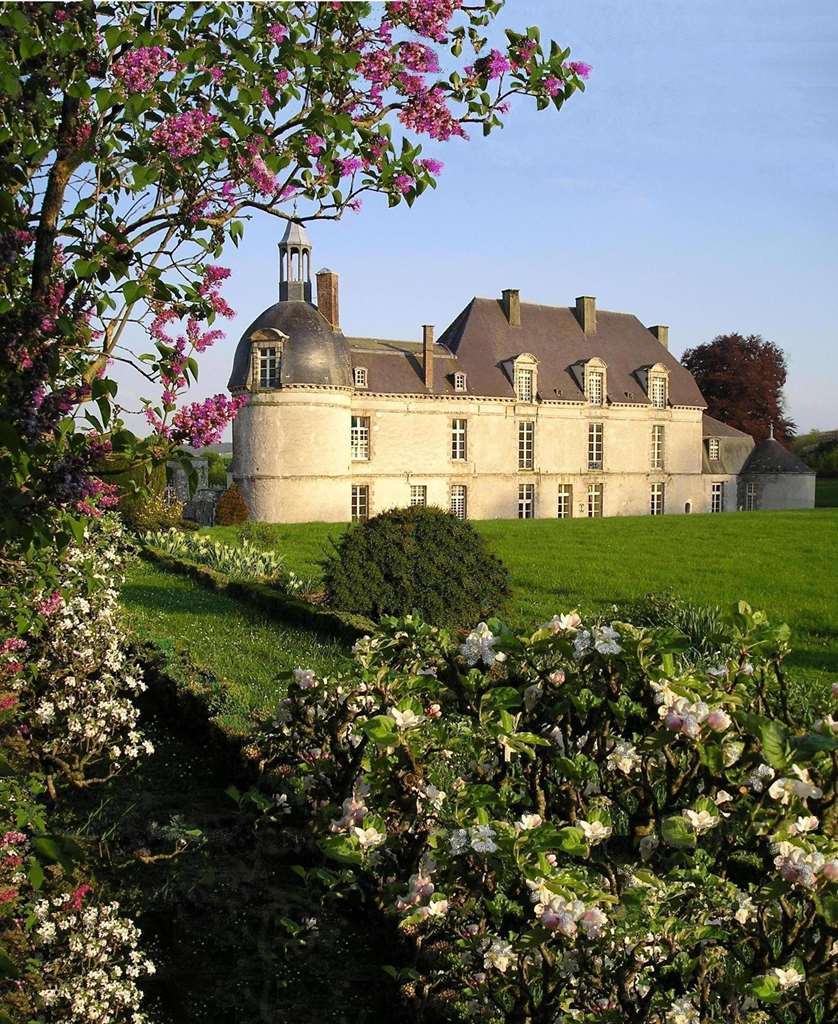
xmin=739 ymin=432 xmax=815 ymax=511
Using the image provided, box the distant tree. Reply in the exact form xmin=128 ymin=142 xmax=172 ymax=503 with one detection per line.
xmin=682 ymin=333 xmax=796 ymax=443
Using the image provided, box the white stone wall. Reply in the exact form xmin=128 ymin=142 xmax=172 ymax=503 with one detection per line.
xmin=233 ymin=386 xmax=751 ymax=522
xmin=749 ymin=474 xmax=816 ymax=511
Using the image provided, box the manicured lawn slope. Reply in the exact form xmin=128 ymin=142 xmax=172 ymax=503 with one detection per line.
xmin=121 ymin=558 xmax=346 ymax=730
xmin=208 ymin=511 xmax=837 ymax=686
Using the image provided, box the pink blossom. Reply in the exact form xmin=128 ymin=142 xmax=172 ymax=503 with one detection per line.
xmin=74 ymin=477 xmax=120 ymax=517
xmin=209 ymin=66 xmax=224 ymax=82
xmin=305 ymin=134 xmax=326 ymax=156
xmin=399 ymin=42 xmax=440 ymax=73
xmin=394 ymin=174 xmax=415 ymax=194
xmin=388 ymin=0 xmax=461 ymax=43
xmin=0 ymin=831 xmax=26 ymax=847
xmin=565 ymin=61 xmax=592 ymax=80
xmin=398 ymin=84 xmax=466 ymax=142
xmin=70 ymin=883 xmax=94 ymax=910
xmin=544 ymin=76 xmax=563 ymax=97
xmin=347 ymin=198 xmax=363 ymax=213
xmin=484 ymin=49 xmax=512 ymax=80
xmin=337 ymin=156 xmax=363 ymax=177
xmin=0 ymin=695 xmax=18 ymax=711
xmin=112 ymin=46 xmax=173 ymax=93
xmin=0 ymin=638 xmax=26 ymax=654
xmin=152 ymin=110 xmax=218 ymax=161
xmin=267 ymin=23 xmax=289 ymax=45
xmin=420 ymin=158 xmax=444 ymax=175
xmin=37 ymin=591 xmax=63 ymax=617
xmin=0 ymin=888 xmax=17 ymax=904
xmin=167 ymin=394 xmax=249 ymax=449
xmin=275 ymin=70 xmax=289 ymax=86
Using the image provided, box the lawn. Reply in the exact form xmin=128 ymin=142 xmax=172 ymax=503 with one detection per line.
xmin=206 ymin=510 xmax=838 ymax=688
xmin=121 ymin=558 xmax=347 ymax=731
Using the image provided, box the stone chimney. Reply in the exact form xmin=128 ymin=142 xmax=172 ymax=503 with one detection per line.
xmin=648 ymin=324 xmax=669 ymax=350
xmin=423 ymin=324 xmax=434 ymax=391
xmin=502 ymin=288 xmax=521 ymax=327
xmin=575 ymin=296 xmax=596 ymax=335
xmin=316 ymin=268 xmax=340 ymax=330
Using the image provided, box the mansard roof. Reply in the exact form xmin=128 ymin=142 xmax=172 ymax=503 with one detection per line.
xmin=702 ymin=413 xmax=750 ymax=438
xmin=437 ymin=298 xmax=707 ymax=406
xmin=742 ymin=438 xmax=814 ymax=475
xmin=346 ymin=337 xmax=462 ymax=395
xmin=228 ymin=300 xmax=352 ymax=389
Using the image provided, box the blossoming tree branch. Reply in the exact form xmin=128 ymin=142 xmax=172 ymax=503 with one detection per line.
xmin=0 ymin=0 xmax=589 ymax=548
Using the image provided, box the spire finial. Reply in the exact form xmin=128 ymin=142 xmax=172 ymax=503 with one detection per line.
xmin=769 ymin=422 xmax=774 ymax=440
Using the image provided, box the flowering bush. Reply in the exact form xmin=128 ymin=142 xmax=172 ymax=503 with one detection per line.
xmin=143 ymin=527 xmax=303 ymax=592
xmin=258 ymin=605 xmax=837 ymax=1022
xmin=1 ymin=515 xmax=152 ymax=792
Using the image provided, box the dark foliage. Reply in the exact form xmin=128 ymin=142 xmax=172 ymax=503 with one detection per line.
xmin=322 ymin=506 xmax=510 ymax=628
xmin=682 ymin=333 xmax=796 ymax=443
xmin=215 ymin=483 xmax=249 ymax=525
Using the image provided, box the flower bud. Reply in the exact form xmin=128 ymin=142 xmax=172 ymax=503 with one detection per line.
xmin=664 ymin=710 xmax=683 ymax=732
xmin=707 ymin=708 xmax=731 ymax=732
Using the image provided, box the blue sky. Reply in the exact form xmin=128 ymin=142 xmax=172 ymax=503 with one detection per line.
xmin=118 ymin=0 xmax=838 ymax=434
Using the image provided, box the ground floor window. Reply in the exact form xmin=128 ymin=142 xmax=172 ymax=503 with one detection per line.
xmin=557 ymin=484 xmax=573 ymax=519
xmin=745 ymin=482 xmax=757 ymax=511
xmin=450 ymin=484 xmax=467 ymax=520
xmin=410 ymin=485 xmax=427 ymax=508
xmin=518 ymin=483 xmax=535 ymax=519
xmin=650 ymin=482 xmax=665 ymax=516
xmin=711 ymin=481 xmax=724 ymax=513
xmin=587 ymin=483 xmax=603 ymax=518
xmin=351 ymin=484 xmax=369 ymax=522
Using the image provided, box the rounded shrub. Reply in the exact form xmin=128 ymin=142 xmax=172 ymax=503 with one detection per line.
xmin=322 ymin=505 xmax=509 ymax=627
xmin=215 ymin=483 xmax=249 ymax=525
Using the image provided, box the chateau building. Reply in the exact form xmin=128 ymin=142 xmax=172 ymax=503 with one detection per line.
xmin=228 ymin=224 xmax=814 ymax=522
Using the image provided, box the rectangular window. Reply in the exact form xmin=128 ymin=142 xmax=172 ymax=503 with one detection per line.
xmin=557 ymin=484 xmax=573 ymax=519
xmin=745 ymin=482 xmax=757 ymax=511
xmin=711 ymin=481 xmax=724 ymax=513
xmin=350 ymin=416 xmax=370 ymax=460
xmin=518 ymin=420 xmax=534 ymax=470
xmin=515 ymin=366 xmax=534 ymax=402
xmin=708 ymin=437 xmax=720 ymax=461
xmin=259 ymin=347 xmax=278 ymax=388
xmin=587 ymin=369 xmax=604 ymax=406
xmin=450 ymin=484 xmax=467 ymax=520
xmin=649 ymin=375 xmax=667 ymax=408
xmin=650 ymin=482 xmax=665 ymax=516
xmin=351 ymin=484 xmax=369 ymax=522
xmin=588 ymin=422 xmax=603 ymax=470
xmin=518 ymin=483 xmax=535 ymax=519
xmin=410 ymin=485 xmax=427 ymax=507
xmin=587 ymin=483 xmax=603 ymax=518
xmin=451 ymin=418 xmax=467 ymax=461
xmin=353 ymin=366 xmax=368 ymax=388
xmin=454 ymin=372 xmax=467 ymax=392
xmin=650 ymin=424 xmax=665 ymax=470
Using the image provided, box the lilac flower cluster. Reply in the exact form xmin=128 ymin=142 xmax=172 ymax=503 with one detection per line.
xmin=152 ymin=109 xmax=217 ymax=161
xmin=112 ymin=45 xmax=173 ymax=93
xmin=388 ymin=0 xmax=462 ymax=42
xmin=153 ymin=393 xmax=249 ymax=449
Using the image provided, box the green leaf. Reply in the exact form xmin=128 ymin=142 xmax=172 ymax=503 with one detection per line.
xmin=554 ymin=826 xmax=587 ymax=857
xmin=122 ymin=280 xmax=146 ymax=304
xmin=0 ymin=946 xmax=18 ymax=979
xmin=320 ymin=835 xmax=362 ymax=866
xmin=360 ymin=715 xmax=398 ymax=747
xmin=28 ymin=856 xmax=45 ymax=890
xmin=661 ymin=816 xmax=696 ymax=850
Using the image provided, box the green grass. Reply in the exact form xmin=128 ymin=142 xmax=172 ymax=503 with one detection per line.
xmin=205 ymin=510 xmax=838 ymax=687
xmin=121 ymin=558 xmax=347 ymax=730
xmin=816 ymin=477 xmax=838 ymax=507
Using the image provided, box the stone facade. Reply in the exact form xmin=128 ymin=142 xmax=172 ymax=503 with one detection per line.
xmin=228 ymin=225 xmax=814 ymax=524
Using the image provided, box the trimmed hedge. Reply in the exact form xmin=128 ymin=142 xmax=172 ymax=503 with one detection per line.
xmin=216 ymin=483 xmax=249 ymax=525
xmin=141 ymin=546 xmax=374 ymax=645
xmin=322 ymin=505 xmax=510 ymax=628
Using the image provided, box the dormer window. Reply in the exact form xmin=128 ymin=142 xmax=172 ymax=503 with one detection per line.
xmin=584 ymin=357 xmax=607 ymax=406
xmin=259 ymin=348 xmax=279 ymax=388
xmin=512 ymin=354 xmax=538 ymax=402
xmin=454 ymin=372 xmax=467 ymax=393
xmin=708 ymin=437 xmax=720 ymax=461
xmin=354 ymin=366 xmax=368 ymax=389
xmin=646 ymin=363 xmax=669 ymax=408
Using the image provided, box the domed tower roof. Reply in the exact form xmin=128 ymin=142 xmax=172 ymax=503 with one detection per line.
xmin=280 ymin=219 xmax=312 ymax=248
xmin=742 ymin=432 xmax=813 ymax=475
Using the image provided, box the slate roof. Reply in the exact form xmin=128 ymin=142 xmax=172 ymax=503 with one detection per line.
xmin=347 ymin=337 xmax=462 ymax=395
xmin=742 ymin=438 xmax=814 ymax=475
xmin=702 ymin=414 xmax=750 ymax=438
xmin=437 ymin=298 xmax=707 ymax=406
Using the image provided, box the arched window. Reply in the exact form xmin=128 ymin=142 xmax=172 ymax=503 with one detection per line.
xmin=512 ymin=353 xmax=538 ymax=402
xmin=454 ymin=372 xmax=467 ymax=393
xmin=584 ymin=357 xmax=607 ymax=405
xmin=647 ymin=363 xmax=669 ymax=408
xmin=354 ymin=366 xmax=368 ymax=389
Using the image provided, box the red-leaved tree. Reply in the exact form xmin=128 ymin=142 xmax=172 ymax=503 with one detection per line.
xmin=682 ymin=333 xmax=796 ymax=444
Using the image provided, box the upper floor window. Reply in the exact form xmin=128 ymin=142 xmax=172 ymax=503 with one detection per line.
xmin=354 ymin=366 xmax=368 ymax=389
xmin=259 ymin=347 xmax=279 ymax=388
xmin=350 ymin=415 xmax=370 ymax=461
xmin=518 ymin=420 xmax=534 ymax=470
xmin=649 ymin=374 xmax=667 ymax=408
xmin=450 ymin=484 xmax=467 ymax=520
xmin=557 ymin=484 xmax=573 ymax=519
xmin=351 ymin=484 xmax=369 ymax=522
xmin=518 ymin=483 xmax=535 ymax=519
xmin=584 ymin=357 xmax=607 ymax=406
xmin=708 ymin=437 xmax=720 ymax=461
xmin=587 ymin=483 xmax=603 ymax=518
xmin=515 ymin=366 xmax=534 ymax=402
xmin=588 ymin=422 xmax=603 ymax=470
xmin=410 ymin=485 xmax=427 ymax=507
xmin=650 ymin=482 xmax=665 ymax=516
xmin=451 ymin=419 xmax=467 ymax=461
xmin=650 ymin=424 xmax=665 ymax=470
xmin=711 ymin=481 xmax=724 ymax=513
xmin=453 ymin=372 xmax=467 ymax=393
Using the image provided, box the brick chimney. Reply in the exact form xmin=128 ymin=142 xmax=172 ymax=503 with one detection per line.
xmin=648 ymin=324 xmax=669 ymax=350
xmin=422 ymin=324 xmax=434 ymax=391
xmin=502 ymin=288 xmax=521 ymax=326
xmin=316 ymin=268 xmax=340 ymax=330
xmin=575 ymin=296 xmax=596 ymax=335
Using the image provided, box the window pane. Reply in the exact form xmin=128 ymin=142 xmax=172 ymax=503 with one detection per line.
xmin=650 ymin=482 xmax=665 ymax=515
xmin=650 ymin=375 xmax=667 ymax=408
xmin=709 ymin=438 xmax=720 ymax=461
xmin=518 ymin=420 xmax=534 ymax=469
xmin=450 ymin=484 xmax=467 ymax=519
xmin=711 ymin=481 xmax=724 ymax=513
xmin=515 ymin=367 xmax=534 ymax=402
xmin=351 ymin=485 xmax=369 ymax=522
xmin=451 ymin=418 xmax=467 ymax=460
xmin=351 ymin=416 xmax=370 ymax=460
xmin=588 ymin=422 xmax=603 ymax=469
xmin=354 ymin=367 xmax=367 ymax=388
xmin=587 ymin=483 xmax=603 ymax=518
xmin=454 ymin=373 xmax=467 ymax=392
xmin=410 ymin=485 xmax=427 ymax=507
xmin=650 ymin=424 xmax=665 ymax=469
xmin=259 ymin=347 xmax=278 ymax=388
xmin=557 ymin=484 xmax=572 ymax=519
xmin=518 ymin=483 xmax=535 ymax=519
xmin=587 ymin=369 xmax=603 ymax=405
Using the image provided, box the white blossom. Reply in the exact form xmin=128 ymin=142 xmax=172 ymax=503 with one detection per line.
xmin=388 ymin=706 xmax=424 ymax=730
xmin=484 ymin=938 xmax=515 ymax=973
xmin=684 ymin=809 xmax=720 ymax=833
xmin=579 ymin=820 xmax=612 ymax=845
xmin=459 ymin=622 xmax=506 ymax=668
